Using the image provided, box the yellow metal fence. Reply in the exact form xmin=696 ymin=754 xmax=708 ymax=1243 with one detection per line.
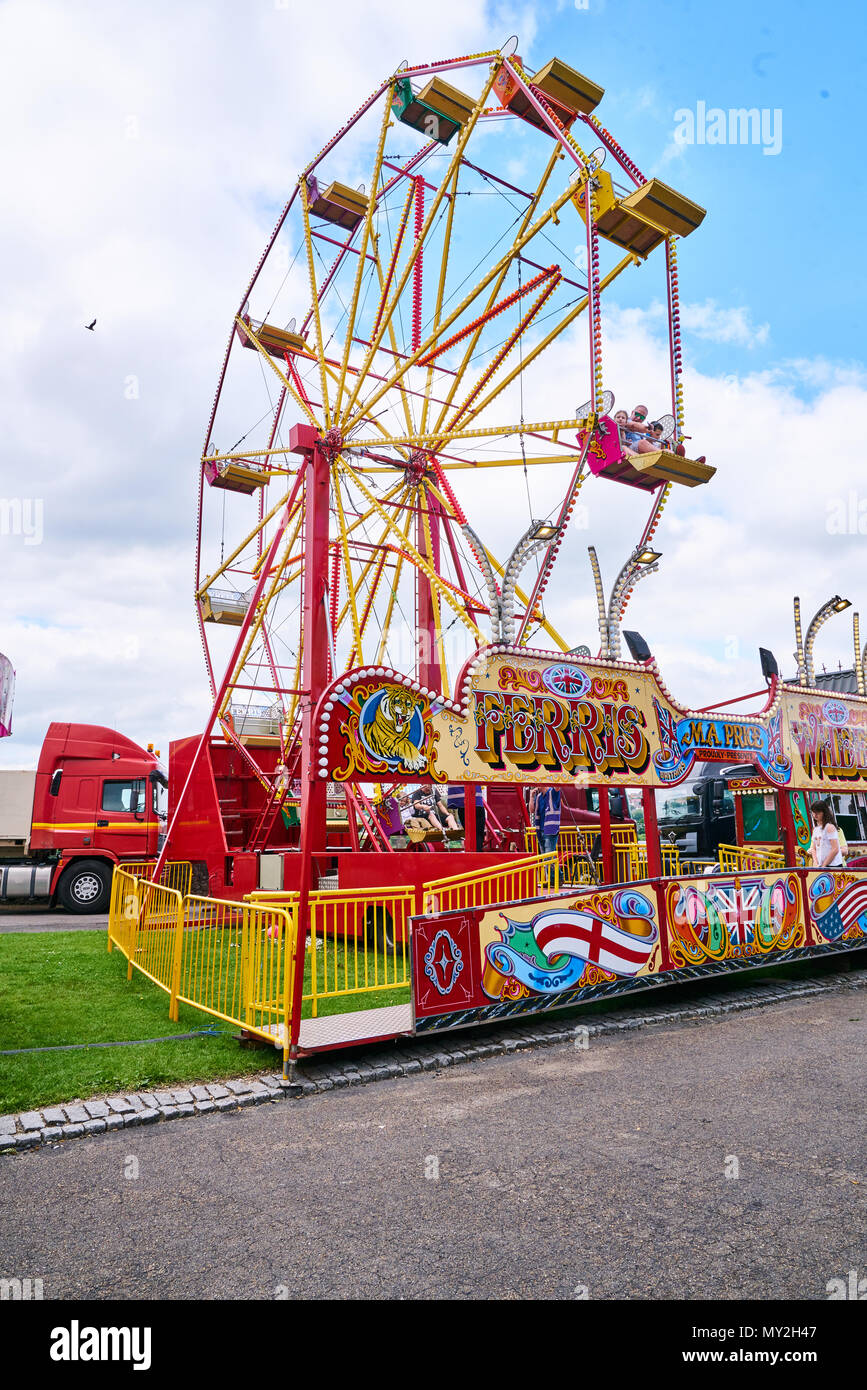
xmin=423 ymin=853 xmax=559 ymax=915
xmin=108 ymin=869 xmax=295 ymax=1044
xmin=718 ymin=843 xmax=785 ymax=873
xmin=247 ymin=885 xmax=414 ymax=1018
xmin=119 ymin=859 xmax=193 ymax=897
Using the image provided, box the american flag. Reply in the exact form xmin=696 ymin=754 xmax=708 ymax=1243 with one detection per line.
xmin=533 ymin=907 xmax=657 ymax=978
xmin=813 ymin=880 xmax=867 ymax=942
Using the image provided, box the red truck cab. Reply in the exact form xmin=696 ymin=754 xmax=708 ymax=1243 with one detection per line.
xmin=0 ymin=723 xmax=165 ymax=913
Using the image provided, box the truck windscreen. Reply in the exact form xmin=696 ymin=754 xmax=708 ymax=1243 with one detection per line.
xmin=656 ymin=787 xmax=701 ymax=823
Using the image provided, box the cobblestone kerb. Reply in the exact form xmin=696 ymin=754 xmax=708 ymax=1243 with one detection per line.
xmin=2 ymin=968 xmax=865 ymax=1154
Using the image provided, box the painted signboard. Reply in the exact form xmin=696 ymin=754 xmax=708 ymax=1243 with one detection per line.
xmin=411 ymin=867 xmax=867 ymax=1035
xmin=319 ymin=648 xmax=867 ymax=795
xmin=783 ymin=691 xmax=867 ymax=788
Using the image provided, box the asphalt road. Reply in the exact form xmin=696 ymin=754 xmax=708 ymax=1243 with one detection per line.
xmin=1 ymin=989 xmax=864 ymax=1301
xmin=0 ymin=906 xmax=106 ymax=932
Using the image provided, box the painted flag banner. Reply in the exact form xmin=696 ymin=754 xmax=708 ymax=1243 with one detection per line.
xmin=810 ymin=875 xmax=867 ymax=942
xmin=485 ymin=890 xmax=658 ymax=996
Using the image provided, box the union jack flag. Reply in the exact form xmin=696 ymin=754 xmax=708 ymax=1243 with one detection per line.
xmin=654 ymin=698 xmax=682 ymax=761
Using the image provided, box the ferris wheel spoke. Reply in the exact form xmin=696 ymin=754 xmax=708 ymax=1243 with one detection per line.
xmin=338 ymin=63 xmax=499 ymax=431
xmin=433 ymin=251 xmax=636 ymax=447
xmin=196 ymin=485 xmax=299 ymax=598
xmin=441 ymin=269 xmax=562 ymax=438
xmin=300 ymin=179 xmax=333 ymax=428
xmin=331 ymin=463 xmax=366 ymax=662
xmin=370 ymin=178 xmax=415 ymax=345
xmin=234 ymin=316 xmax=319 ymax=430
xmin=418 ymin=485 xmax=450 ymax=696
xmin=419 ymin=163 xmax=461 ymax=439
xmin=342 ymin=174 xmax=579 ymax=437
xmin=429 ymin=145 xmax=562 ymax=438
xmin=332 ymin=90 xmax=394 ymax=424
xmin=336 ymin=457 xmax=485 ymax=646
xmin=371 ymin=250 xmax=417 ymax=440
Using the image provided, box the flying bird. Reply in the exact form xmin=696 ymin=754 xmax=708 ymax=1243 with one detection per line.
xmin=85 ymin=319 xmax=96 ymax=331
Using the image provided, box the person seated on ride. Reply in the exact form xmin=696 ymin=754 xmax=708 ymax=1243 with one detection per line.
xmin=412 ymin=786 xmax=459 ymax=834
xmin=635 ymin=419 xmax=666 ymax=454
xmin=623 ymin=404 xmax=651 ymax=451
xmin=613 ymin=409 xmax=637 ymax=457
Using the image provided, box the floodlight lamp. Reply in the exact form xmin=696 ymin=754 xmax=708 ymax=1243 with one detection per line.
xmin=528 ymin=520 xmax=560 ymax=543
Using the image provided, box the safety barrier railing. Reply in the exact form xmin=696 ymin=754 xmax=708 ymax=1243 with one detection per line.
xmin=523 ymin=826 xmax=583 ymax=855
xmin=108 ymin=867 xmax=295 ymax=1044
xmin=107 ymin=867 xmax=144 ymax=961
xmin=118 ymin=859 xmax=193 ymax=897
xmin=422 ymin=853 xmax=559 ymax=916
xmin=610 ymin=824 xmax=638 ymax=882
xmin=305 ymin=887 xmax=414 ymax=1018
xmin=522 ymin=827 xmax=595 ymax=885
xmin=717 ymin=843 xmax=786 ymax=873
xmin=176 ymin=896 xmax=295 ymax=1039
xmin=628 ymin=842 xmax=682 ymax=880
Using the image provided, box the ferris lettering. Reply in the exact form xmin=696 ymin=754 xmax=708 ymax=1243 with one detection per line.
xmin=472 ymin=691 xmax=650 ymax=778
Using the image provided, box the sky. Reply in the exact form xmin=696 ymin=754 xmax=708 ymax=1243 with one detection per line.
xmin=2 ymin=0 xmax=866 ymax=769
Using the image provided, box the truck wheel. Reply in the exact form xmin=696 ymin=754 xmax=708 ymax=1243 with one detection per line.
xmin=364 ymin=906 xmax=396 ymax=955
xmin=58 ymin=860 xmax=112 ymax=914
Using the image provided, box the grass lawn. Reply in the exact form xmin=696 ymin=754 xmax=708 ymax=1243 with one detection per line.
xmin=0 ymin=930 xmax=409 ymax=1115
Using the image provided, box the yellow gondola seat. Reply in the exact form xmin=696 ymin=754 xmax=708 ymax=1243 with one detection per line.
xmin=306 ymin=176 xmax=368 ymax=231
xmin=392 ymin=75 xmax=474 ymax=145
xmin=494 ymin=57 xmax=604 ymax=133
xmin=236 ymin=315 xmax=308 ymax=359
xmin=574 ymin=171 xmax=706 ymax=258
xmin=627 ymin=449 xmax=716 ymax=488
xmin=619 ymin=179 xmax=706 ymax=239
xmin=204 ymin=456 xmax=268 ymax=494
xmin=199 ymin=587 xmax=255 ymax=626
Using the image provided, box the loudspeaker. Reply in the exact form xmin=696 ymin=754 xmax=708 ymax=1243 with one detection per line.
xmin=759 ymin=647 xmax=778 ymax=681
xmin=623 ymin=630 xmax=652 ymax=663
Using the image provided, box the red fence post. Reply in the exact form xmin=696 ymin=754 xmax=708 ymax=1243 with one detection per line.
xmin=599 ymin=787 xmax=614 ymax=883
xmin=642 ymin=786 xmax=662 ymax=879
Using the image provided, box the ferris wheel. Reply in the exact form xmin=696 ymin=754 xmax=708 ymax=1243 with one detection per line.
xmin=192 ymin=44 xmax=711 ymax=803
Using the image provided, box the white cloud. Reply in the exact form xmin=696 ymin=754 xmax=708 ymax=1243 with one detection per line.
xmin=1 ymin=0 xmax=865 ymax=777
xmin=680 ymin=299 xmax=770 ymax=348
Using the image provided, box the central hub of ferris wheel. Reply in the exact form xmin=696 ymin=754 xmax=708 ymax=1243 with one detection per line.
xmin=405 ymin=450 xmax=432 ymax=484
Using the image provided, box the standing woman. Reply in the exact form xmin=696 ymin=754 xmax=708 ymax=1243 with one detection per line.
xmin=810 ymin=800 xmax=845 ymax=868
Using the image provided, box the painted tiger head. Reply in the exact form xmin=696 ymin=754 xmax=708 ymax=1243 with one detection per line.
xmin=380 ymin=687 xmax=421 ymax=737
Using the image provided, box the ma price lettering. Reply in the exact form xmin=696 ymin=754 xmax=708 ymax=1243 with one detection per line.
xmin=680 ymin=718 xmax=765 ymax=756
